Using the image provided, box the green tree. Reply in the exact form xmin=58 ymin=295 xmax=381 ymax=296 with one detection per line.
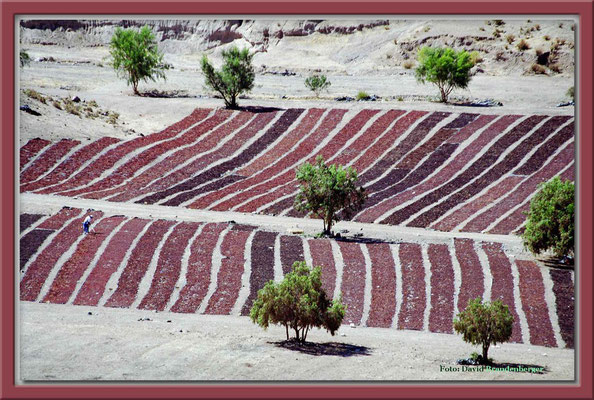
xmin=294 ymin=156 xmax=366 ymax=236
xmin=522 ymin=176 xmax=574 ymax=257
xmin=109 ymin=26 xmax=170 ymax=95
xmin=201 ymin=47 xmax=255 ymax=109
xmin=453 ymin=297 xmax=514 ymax=364
xmin=415 ymin=46 xmax=474 ymax=103
xmin=20 ymin=50 xmax=31 ymax=68
xmin=250 ymin=261 xmax=346 ymax=342
xmin=304 ymin=74 xmax=331 ymax=97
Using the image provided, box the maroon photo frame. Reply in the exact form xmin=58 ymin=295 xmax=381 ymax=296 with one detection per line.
xmin=2 ymin=1 xmax=592 ymax=399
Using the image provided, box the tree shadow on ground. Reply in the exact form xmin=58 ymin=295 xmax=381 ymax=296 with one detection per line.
xmin=236 ymin=105 xmax=284 ymax=113
xmin=332 ymin=235 xmax=394 ymax=245
xmin=541 ymin=256 xmax=574 ymax=270
xmin=270 ymin=340 xmax=372 ymax=357
xmin=138 ymin=89 xmax=193 ymax=98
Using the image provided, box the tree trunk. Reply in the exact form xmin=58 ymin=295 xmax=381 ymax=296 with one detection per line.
xmin=133 ymin=81 xmax=139 ymax=96
xmin=229 ymin=95 xmax=238 ymax=109
xmin=324 ymin=211 xmax=333 ymax=236
xmin=482 ymin=343 xmax=489 ymax=364
xmin=285 ymin=324 xmax=289 ymax=340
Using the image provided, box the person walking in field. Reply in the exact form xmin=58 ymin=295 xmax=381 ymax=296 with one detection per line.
xmin=83 ymin=215 xmax=93 ymax=234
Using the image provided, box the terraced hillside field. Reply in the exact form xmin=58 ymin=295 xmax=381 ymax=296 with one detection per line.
xmin=20 ymin=107 xmax=574 ymax=234
xmin=20 ymin=208 xmax=574 ymax=348
xmin=19 ymin=107 xmax=575 ymax=350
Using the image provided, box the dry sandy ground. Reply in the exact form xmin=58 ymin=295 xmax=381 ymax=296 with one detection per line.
xmin=18 ymin=302 xmax=574 ymax=382
xmin=18 ymin=44 xmax=574 ymax=146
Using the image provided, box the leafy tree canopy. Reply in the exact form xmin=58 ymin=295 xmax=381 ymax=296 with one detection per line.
xmin=522 ymin=176 xmax=574 ymax=258
xmin=453 ymin=297 xmax=514 ymax=364
xmin=250 ymin=261 xmax=346 ymax=342
xmin=201 ymin=47 xmax=255 ymax=109
xmin=415 ymin=46 xmax=474 ymax=103
xmin=294 ymin=156 xmax=366 ymax=236
xmin=110 ymin=26 xmax=170 ymax=95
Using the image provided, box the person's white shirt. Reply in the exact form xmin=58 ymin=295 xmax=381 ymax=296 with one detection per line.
xmin=83 ymin=215 xmax=92 ymax=225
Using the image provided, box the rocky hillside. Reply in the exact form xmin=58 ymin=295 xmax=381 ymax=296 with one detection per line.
xmin=19 ymin=18 xmax=575 ymax=76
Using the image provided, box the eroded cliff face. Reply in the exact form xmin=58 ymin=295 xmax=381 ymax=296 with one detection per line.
xmin=19 ymin=19 xmax=390 ymax=51
xmin=19 ymin=19 xmax=575 ymax=76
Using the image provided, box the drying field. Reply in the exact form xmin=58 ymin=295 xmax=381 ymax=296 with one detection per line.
xmin=20 ymin=107 xmax=574 ymax=234
xmin=19 ymin=208 xmax=574 ymax=350
xmin=19 ymin=106 xmax=575 ymax=356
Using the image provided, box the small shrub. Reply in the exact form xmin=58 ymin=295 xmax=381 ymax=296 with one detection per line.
xmin=397 ymin=96 xmax=404 ymax=101
xmin=558 ymin=22 xmax=564 ymax=29
xmin=522 ymin=176 xmax=574 ymax=257
xmin=469 ymin=51 xmax=483 ymax=65
xmin=453 ymin=297 xmax=514 ymax=364
xmin=531 ymin=63 xmax=547 ymax=74
xmin=423 ymin=26 xmax=430 ymax=32
xmin=549 ymin=63 xmax=562 ymax=73
xmin=24 ymin=89 xmax=47 ymax=104
xmin=20 ymin=50 xmax=31 ymax=67
xmin=88 ymin=100 xmax=99 ymax=108
xmin=493 ymin=19 xmax=505 ymax=26
xmin=52 ymin=100 xmax=62 ymax=110
xmin=479 ymin=27 xmax=485 ymax=32
xmin=534 ymin=24 xmax=541 ymax=31
xmin=250 ymin=261 xmax=346 ymax=342
xmin=517 ymin=39 xmax=531 ymax=50
xmin=495 ymin=51 xmax=507 ymax=61
xmin=535 ymin=48 xmax=544 ymax=56
xmin=567 ymin=86 xmax=575 ymax=100
xmin=402 ymin=60 xmax=415 ymax=69
xmin=294 ymin=155 xmax=366 ymax=235
xmin=492 ymin=29 xmax=502 ymax=38
xmin=505 ymin=34 xmax=515 ymax=44
xmin=63 ymin=99 xmax=81 ymax=116
xmin=356 ymin=91 xmax=370 ymax=101
xmin=543 ymin=35 xmax=551 ymax=41
xmin=304 ymin=74 xmax=331 ymax=97
xmin=107 ymin=112 xmax=119 ymax=125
